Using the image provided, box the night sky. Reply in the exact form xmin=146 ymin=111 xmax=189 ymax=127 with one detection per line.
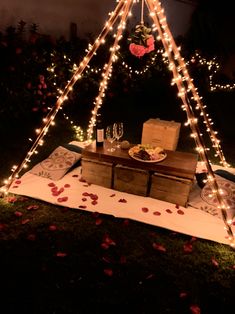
xmin=0 ymin=0 xmax=196 ymax=38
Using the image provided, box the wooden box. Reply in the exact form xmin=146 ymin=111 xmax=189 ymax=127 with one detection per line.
xmin=149 ymin=172 xmax=193 ymax=207
xmin=81 ymin=158 xmax=113 ymax=188
xmin=113 ymin=164 xmax=150 ymax=196
xmin=141 ymin=118 xmax=181 ymax=151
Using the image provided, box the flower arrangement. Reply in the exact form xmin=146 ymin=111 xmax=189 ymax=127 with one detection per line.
xmin=128 ymin=24 xmax=155 ymax=58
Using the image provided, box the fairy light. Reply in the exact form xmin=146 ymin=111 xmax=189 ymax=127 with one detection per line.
xmin=1 ymin=0 xmax=234 ymax=247
xmin=87 ymin=0 xmax=134 ymax=141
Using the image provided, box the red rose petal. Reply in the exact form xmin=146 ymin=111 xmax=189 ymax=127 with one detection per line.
xmin=211 ymin=257 xmax=219 ymax=267
xmin=190 ymin=304 xmax=201 ymax=314
xmin=141 ymin=207 xmax=149 ymax=213
xmin=7 ymin=197 xmax=18 ymax=203
xmin=21 ymin=218 xmax=30 ymax=225
xmin=27 ymin=205 xmax=39 ymax=210
xmin=118 ymin=198 xmax=127 ymax=203
xmin=103 ymin=268 xmax=113 ymax=276
xmin=82 ymin=192 xmax=90 ymax=196
xmin=183 ymin=242 xmax=193 ymax=253
xmin=110 ymin=194 xmax=116 ymax=197
xmin=82 ymin=198 xmax=87 ymax=201
xmin=152 ymin=242 xmax=166 ymax=252
xmin=49 ymin=225 xmax=57 ymax=231
xmin=101 ymin=242 xmax=110 ymax=250
xmin=179 ymin=291 xmax=188 ymax=299
xmin=90 ymin=194 xmax=98 ymax=200
xmin=166 ymin=209 xmax=173 ymax=214
xmin=14 ymin=211 xmax=23 ymax=217
xmin=78 ymin=205 xmax=87 ymax=209
xmin=57 ymin=196 xmax=68 ymax=202
xmin=153 ymin=211 xmax=161 ymax=216
xmin=177 ymin=209 xmax=184 ymax=215
xmin=95 ymin=218 xmax=103 ymax=225
xmin=56 ymin=252 xmax=67 ymax=257
xmin=15 ymin=180 xmax=21 ymax=184
xmin=48 ymin=182 xmax=55 ymax=187
xmin=91 ymin=200 xmax=98 ymax=205
xmin=64 ymin=184 xmax=70 ymax=188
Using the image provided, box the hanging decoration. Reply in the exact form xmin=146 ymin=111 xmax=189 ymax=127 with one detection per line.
xmin=128 ymin=24 xmax=155 ymax=57
xmin=128 ymin=0 xmax=154 ymax=58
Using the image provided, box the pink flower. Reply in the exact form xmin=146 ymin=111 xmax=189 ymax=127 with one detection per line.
xmin=146 ymin=35 xmax=154 ymax=47
xmin=129 ymin=43 xmax=146 ymax=57
xmin=145 ymin=44 xmax=155 ymax=53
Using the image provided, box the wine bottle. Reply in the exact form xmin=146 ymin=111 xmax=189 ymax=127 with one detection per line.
xmin=95 ymin=114 xmax=104 ymax=147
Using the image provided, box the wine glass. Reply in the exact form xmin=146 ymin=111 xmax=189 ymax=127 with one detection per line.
xmin=113 ymin=122 xmax=124 ymax=148
xmin=105 ymin=125 xmax=116 ymax=152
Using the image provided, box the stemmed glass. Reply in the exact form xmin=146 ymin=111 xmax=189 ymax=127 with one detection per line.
xmin=105 ymin=125 xmax=116 ymax=152
xmin=113 ymin=122 xmax=124 ymax=148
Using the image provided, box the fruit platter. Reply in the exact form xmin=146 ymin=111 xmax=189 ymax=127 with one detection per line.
xmin=128 ymin=144 xmax=167 ymax=163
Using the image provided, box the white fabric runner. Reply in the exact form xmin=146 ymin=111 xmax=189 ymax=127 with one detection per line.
xmin=8 ymin=162 xmax=235 ymax=246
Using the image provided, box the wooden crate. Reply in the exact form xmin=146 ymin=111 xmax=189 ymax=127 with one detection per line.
xmin=149 ymin=172 xmax=193 ymax=207
xmin=141 ymin=118 xmax=181 ymax=151
xmin=114 ymin=164 xmax=150 ymax=196
xmin=81 ymin=158 xmax=113 ymax=188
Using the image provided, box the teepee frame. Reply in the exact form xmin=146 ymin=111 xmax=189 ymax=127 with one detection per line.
xmin=2 ymin=0 xmax=234 ymax=247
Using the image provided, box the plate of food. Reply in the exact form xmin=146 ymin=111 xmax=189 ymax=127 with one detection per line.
xmin=128 ymin=144 xmax=167 ymax=163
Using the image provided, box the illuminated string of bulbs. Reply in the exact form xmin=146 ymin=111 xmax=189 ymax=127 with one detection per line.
xmin=189 ymin=52 xmax=235 ymax=92
xmin=146 ymin=0 xmax=234 ymax=246
xmin=87 ymin=0 xmax=134 ymax=141
xmin=1 ymin=0 xmax=233 ymax=246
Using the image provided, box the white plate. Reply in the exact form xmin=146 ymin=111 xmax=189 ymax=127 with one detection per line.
xmin=128 ymin=145 xmax=167 ymax=163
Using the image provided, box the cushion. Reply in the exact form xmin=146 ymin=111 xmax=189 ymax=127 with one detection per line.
xmin=189 ymin=174 xmax=235 ymax=221
xmin=29 ymin=146 xmax=81 ymax=180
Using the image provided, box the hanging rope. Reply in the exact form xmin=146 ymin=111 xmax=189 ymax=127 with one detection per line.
xmin=141 ymin=0 xmax=144 ymax=24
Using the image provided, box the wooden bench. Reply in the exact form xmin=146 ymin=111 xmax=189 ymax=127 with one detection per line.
xmin=81 ymin=142 xmax=198 ymax=207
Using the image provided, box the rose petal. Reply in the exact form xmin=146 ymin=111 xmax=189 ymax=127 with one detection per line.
xmin=118 ymin=198 xmax=127 ymax=203
xmin=14 ymin=211 xmax=23 ymax=217
xmin=64 ymin=184 xmax=70 ymax=188
xmin=177 ymin=209 xmax=184 ymax=215
xmin=141 ymin=207 xmax=149 ymax=213
xmin=103 ymin=268 xmax=113 ymax=276
xmin=166 ymin=209 xmax=173 ymax=214
xmin=48 ymin=182 xmax=55 ymax=187
xmin=211 ymin=257 xmax=219 ymax=267
xmin=95 ymin=218 xmax=103 ymax=225
xmin=49 ymin=225 xmax=57 ymax=231
xmin=21 ymin=218 xmax=30 ymax=225
xmin=27 ymin=204 xmax=39 ymax=211
xmin=57 ymin=196 xmax=68 ymax=202
xmin=110 ymin=194 xmax=116 ymax=197
xmin=190 ymin=304 xmax=201 ymax=314
xmin=56 ymin=252 xmax=67 ymax=257
xmin=152 ymin=242 xmax=166 ymax=252
xmin=183 ymin=242 xmax=193 ymax=253
xmin=153 ymin=211 xmax=161 ymax=216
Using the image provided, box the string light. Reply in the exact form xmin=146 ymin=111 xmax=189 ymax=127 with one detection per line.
xmin=1 ymin=0 xmax=234 ymax=247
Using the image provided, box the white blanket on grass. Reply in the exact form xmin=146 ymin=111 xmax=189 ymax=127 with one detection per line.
xmin=8 ymin=161 xmax=235 ymax=246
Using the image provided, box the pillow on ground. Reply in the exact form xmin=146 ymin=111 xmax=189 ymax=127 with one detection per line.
xmin=29 ymin=146 xmax=81 ymax=180
xmin=200 ymin=175 xmax=235 ymax=220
